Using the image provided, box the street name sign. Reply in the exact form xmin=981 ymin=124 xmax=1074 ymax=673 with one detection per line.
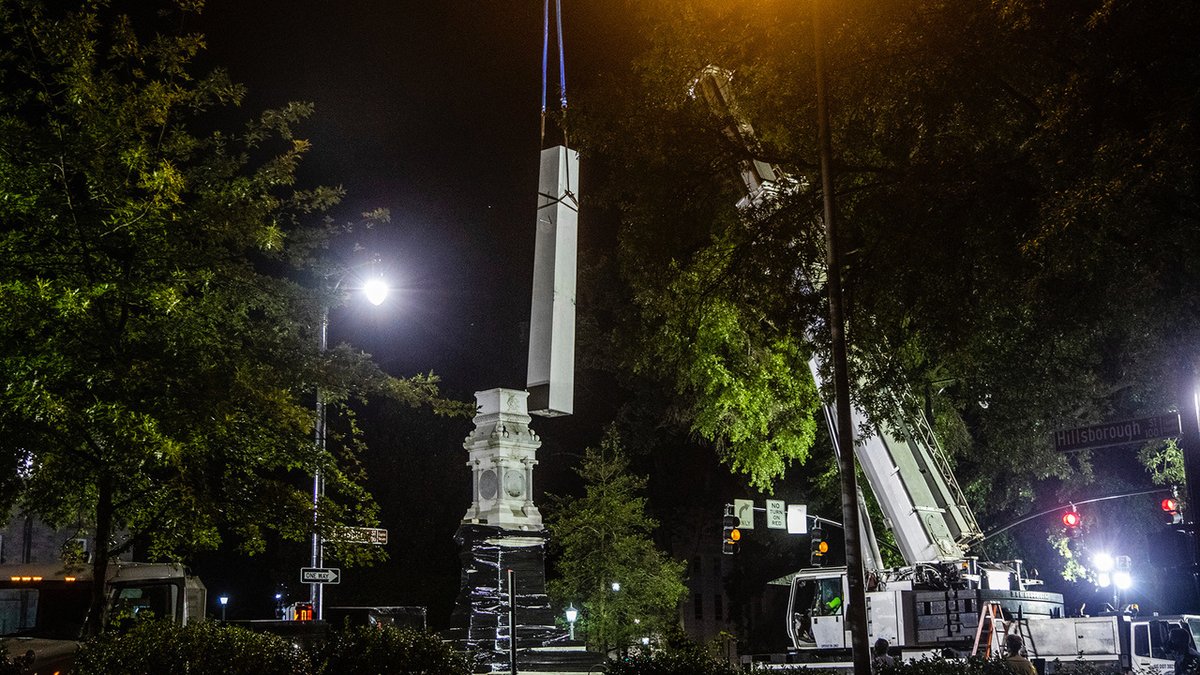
xmin=301 ymin=567 xmax=341 ymax=585
xmin=1054 ymin=413 xmax=1181 ymax=453
xmin=332 ymin=527 xmax=388 ymax=545
xmin=766 ymin=500 xmax=786 ymax=529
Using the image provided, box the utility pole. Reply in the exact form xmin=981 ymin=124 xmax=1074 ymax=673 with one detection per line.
xmin=1178 ymin=357 xmax=1200 ymax=605
xmin=812 ymin=1 xmax=870 ymax=672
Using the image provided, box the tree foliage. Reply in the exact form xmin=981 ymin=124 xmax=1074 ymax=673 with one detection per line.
xmin=572 ymin=0 xmax=1200 ymax=573
xmin=546 ymin=429 xmax=687 ymax=653
xmin=0 ymin=0 xmax=466 ymax=633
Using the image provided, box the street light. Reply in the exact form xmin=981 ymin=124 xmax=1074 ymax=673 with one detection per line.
xmin=363 ymin=277 xmax=389 ymax=306
xmin=310 ymin=269 xmax=391 ymax=621
xmin=219 ymin=595 xmax=229 ymax=621
xmin=611 ymin=581 xmax=621 ymax=592
xmin=565 ymin=604 xmax=578 ymax=640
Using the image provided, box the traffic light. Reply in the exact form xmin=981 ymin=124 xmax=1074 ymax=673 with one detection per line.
xmin=1062 ymin=509 xmax=1082 ymax=537
xmin=810 ymin=526 xmax=829 ymax=567
xmin=1163 ymin=488 xmax=1183 ymax=524
xmin=722 ymin=507 xmax=741 ymax=555
xmin=285 ymin=602 xmax=313 ymax=621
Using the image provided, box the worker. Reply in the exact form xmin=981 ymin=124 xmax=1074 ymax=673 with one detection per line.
xmin=814 ymin=580 xmax=842 ymax=616
xmin=872 ymin=638 xmax=895 ymax=671
xmin=1168 ymin=627 xmax=1200 ymax=675
xmin=1003 ymin=634 xmax=1036 ymax=675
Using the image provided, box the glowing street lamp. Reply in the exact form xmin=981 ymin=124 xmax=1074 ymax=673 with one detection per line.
xmin=310 ymin=269 xmax=391 ymax=621
xmin=363 ymin=277 xmax=389 ymax=306
xmin=565 ymin=604 xmax=578 ymax=640
xmin=219 ymin=595 xmax=229 ymax=621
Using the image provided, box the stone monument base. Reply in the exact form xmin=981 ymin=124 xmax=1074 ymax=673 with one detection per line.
xmin=447 ymin=524 xmax=602 ymax=672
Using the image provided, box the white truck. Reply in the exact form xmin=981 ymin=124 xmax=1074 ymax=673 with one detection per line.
xmin=0 ymin=561 xmax=206 ymax=673
xmin=693 ymin=66 xmax=1194 ymax=672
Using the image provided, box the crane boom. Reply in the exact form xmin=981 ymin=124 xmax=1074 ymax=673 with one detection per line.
xmin=693 ymin=66 xmax=982 ymax=565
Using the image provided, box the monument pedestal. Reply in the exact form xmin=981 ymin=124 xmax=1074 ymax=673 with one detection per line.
xmin=445 ymin=389 xmax=602 ymax=673
xmin=449 ymin=525 xmax=560 ymax=667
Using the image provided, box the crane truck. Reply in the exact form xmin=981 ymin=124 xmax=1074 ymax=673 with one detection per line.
xmin=692 ymin=66 xmax=1194 ymax=672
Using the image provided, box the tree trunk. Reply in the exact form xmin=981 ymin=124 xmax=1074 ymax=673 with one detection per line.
xmin=84 ymin=474 xmax=113 ymax=638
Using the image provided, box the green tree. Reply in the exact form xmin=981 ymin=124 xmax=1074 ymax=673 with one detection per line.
xmin=546 ymin=429 xmax=687 ymax=654
xmin=571 ymin=0 xmax=1200 ymax=575
xmin=0 ymin=0 xmax=466 ymax=634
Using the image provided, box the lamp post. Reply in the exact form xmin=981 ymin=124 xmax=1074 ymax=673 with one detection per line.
xmin=310 ymin=269 xmax=389 ymax=621
xmin=565 ymin=604 xmax=578 ymax=640
xmin=219 ymin=595 xmax=229 ymax=621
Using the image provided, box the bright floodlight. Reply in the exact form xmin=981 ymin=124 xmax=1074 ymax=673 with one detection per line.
xmin=1093 ymin=553 xmax=1114 ymax=572
xmin=1096 ymin=572 xmax=1111 ymax=588
xmin=363 ymin=278 xmax=389 ymax=306
xmin=1113 ymin=571 xmax=1133 ymax=590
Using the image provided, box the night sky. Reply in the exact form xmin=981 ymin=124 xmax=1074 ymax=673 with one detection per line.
xmin=195 ymin=1 xmax=626 ymax=397
xmin=186 ymin=1 xmax=641 ymax=620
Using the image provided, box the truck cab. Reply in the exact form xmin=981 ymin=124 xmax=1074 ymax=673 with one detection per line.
xmin=1127 ymin=615 xmax=1200 ymax=674
xmin=0 ymin=562 xmax=205 ymax=672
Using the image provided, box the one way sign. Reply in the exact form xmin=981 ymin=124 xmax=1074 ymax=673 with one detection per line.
xmin=301 ymin=567 xmax=340 ymax=585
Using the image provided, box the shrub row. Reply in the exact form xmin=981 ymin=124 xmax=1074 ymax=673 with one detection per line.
xmin=72 ymin=621 xmax=471 ymax=675
xmin=66 ymin=622 xmax=1121 ymax=675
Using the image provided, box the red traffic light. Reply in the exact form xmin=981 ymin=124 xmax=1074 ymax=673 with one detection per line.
xmin=1062 ymin=511 xmax=1082 ymax=528
xmin=1162 ymin=497 xmax=1179 ymax=513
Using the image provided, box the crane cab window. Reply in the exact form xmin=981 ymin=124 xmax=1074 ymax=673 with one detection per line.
xmin=812 ymin=578 xmax=843 ymax=616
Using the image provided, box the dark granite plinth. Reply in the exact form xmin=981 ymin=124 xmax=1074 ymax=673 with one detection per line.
xmin=449 ymin=524 xmax=573 ymax=671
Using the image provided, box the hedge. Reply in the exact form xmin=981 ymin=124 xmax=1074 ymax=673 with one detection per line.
xmin=73 ymin=621 xmax=469 ymax=675
xmin=314 ymin=624 xmax=470 ymax=675
xmin=73 ymin=621 xmax=310 ymax=675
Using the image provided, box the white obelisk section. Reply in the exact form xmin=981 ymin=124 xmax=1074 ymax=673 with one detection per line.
xmin=526 ymin=145 xmax=579 ymax=417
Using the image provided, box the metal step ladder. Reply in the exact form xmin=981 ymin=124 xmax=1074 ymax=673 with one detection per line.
xmin=972 ymin=601 xmax=1035 ymax=658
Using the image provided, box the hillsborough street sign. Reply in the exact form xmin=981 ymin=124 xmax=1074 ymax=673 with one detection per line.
xmin=1053 ymin=413 xmax=1181 ymax=453
xmin=332 ymin=527 xmax=388 ymax=545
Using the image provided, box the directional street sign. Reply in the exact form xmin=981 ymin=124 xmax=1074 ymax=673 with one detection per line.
xmin=301 ymin=567 xmax=341 ymax=585
xmin=1054 ymin=413 xmax=1181 ymax=453
xmin=332 ymin=527 xmax=388 ymax=545
xmin=766 ymin=499 xmax=786 ymax=529
xmin=734 ymin=499 xmax=755 ymax=530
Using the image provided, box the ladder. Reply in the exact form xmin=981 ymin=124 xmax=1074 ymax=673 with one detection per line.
xmin=972 ymin=601 xmax=1035 ymax=658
